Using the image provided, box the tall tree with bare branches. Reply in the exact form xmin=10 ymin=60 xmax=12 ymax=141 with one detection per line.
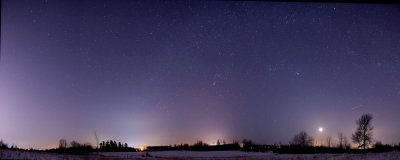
xmin=290 ymin=131 xmax=314 ymax=147
xmin=352 ymin=113 xmax=373 ymax=149
xmin=94 ymin=131 xmax=99 ymax=149
xmin=326 ymin=136 xmax=332 ymax=148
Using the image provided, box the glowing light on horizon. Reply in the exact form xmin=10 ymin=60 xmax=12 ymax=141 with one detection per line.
xmin=318 ymin=127 xmax=323 ymax=132
xmin=140 ymin=146 xmax=147 ymax=151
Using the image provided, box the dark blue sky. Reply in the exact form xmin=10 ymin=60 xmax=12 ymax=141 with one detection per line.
xmin=1 ymin=0 xmax=400 ymax=149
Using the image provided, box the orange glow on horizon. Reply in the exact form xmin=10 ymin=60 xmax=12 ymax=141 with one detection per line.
xmin=140 ymin=146 xmax=147 ymax=151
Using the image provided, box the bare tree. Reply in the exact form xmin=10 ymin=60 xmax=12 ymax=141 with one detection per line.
xmin=242 ymin=139 xmax=253 ymax=146
xmin=94 ymin=131 xmax=99 ymax=149
xmin=326 ymin=136 xmax=332 ymax=148
xmin=337 ymin=132 xmax=346 ymax=149
xmin=70 ymin=141 xmax=81 ymax=148
xmin=59 ymin=139 xmax=67 ymax=149
xmin=290 ymin=131 xmax=314 ymax=147
xmin=193 ymin=140 xmax=208 ymax=147
xmin=344 ymin=137 xmax=350 ymax=149
xmin=352 ymin=113 xmax=373 ymax=149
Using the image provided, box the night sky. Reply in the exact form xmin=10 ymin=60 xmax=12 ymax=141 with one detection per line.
xmin=1 ymin=1 xmax=400 ymax=149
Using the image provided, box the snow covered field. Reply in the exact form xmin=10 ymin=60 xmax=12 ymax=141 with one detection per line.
xmin=0 ymin=149 xmax=91 ymax=160
xmin=100 ymin=151 xmax=400 ymax=160
xmin=2 ymin=149 xmax=400 ymax=159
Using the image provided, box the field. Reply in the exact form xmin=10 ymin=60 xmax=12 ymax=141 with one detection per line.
xmin=2 ymin=149 xmax=400 ymax=160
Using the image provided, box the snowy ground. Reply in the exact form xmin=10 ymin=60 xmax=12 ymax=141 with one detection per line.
xmin=0 ymin=149 xmax=92 ymax=160
xmin=2 ymin=149 xmax=400 ymax=159
xmin=100 ymin=151 xmax=400 ymax=160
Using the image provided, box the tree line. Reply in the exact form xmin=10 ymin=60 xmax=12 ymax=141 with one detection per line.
xmin=289 ymin=113 xmax=373 ymax=149
xmin=1 ymin=113 xmax=399 ymax=154
xmin=277 ymin=113 xmax=400 ymax=153
xmin=45 ymin=138 xmax=134 ymax=155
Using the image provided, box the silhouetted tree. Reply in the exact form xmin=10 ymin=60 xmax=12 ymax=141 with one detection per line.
xmin=242 ymin=139 xmax=253 ymax=148
xmin=290 ymin=131 xmax=314 ymax=147
xmin=372 ymin=141 xmax=394 ymax=152
xmin=59 ymin=139 xmax=67 ymax=149
xmin=70 ymin=141 xmax=81 ymax=148
xmin=0 ymin=140 xmax=8 ymax=149
xmin=326 ymin=136 xmax=332 ymax=148
xmin=352 ymin=113 xmax=373 ymax=149
xmin=100 ymin=141 xmax=105 ymax=149
xmin=94 ymin=131 xmax=99 ymax=149
xmin=10 ymin=144 xmax=18 ymax=149
xmin=344 ymin=136 xmax=350 ymax=149
xmin=193 ymin=140 xmax=207 ymax=147
xmin=217 ymin=139 xmax=221 ymax=146
xmin=241 ymin=139 xmax=253 ymax=151
xmin=337 ymin=132 xmax=347 ymax=149
xmin=373 ymin=141 xmax=383 ymax=148
xmin=98 ymin=140 xmax=131 ymax=151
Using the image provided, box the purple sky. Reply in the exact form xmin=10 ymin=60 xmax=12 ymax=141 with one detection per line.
xmin=1 ymin=1 xmax=400 ymax=149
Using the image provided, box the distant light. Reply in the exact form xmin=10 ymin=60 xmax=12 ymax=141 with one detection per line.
xmin=318 ymin=127 xmax=323 ymax=132
xmin=140 ymin=146 xmax=147 ymax=151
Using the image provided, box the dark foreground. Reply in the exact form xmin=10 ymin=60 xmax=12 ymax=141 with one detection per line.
xmin=2 ymin=149 xmax=400 ymax=160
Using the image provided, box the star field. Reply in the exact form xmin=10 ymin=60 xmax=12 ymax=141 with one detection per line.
xmin=1 ymin=1 xmax=400 ymax=149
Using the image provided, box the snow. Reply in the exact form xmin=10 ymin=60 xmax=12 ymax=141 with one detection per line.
xmin=100 ymin=151 xmax=274 ymax=159
xmin=0 ymin=149 xmax=88 ymax=160
xmin=100 ymin=151 xmax=400 ymax=159
xmin=2 ymin=149 xmax=400 ymax=159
